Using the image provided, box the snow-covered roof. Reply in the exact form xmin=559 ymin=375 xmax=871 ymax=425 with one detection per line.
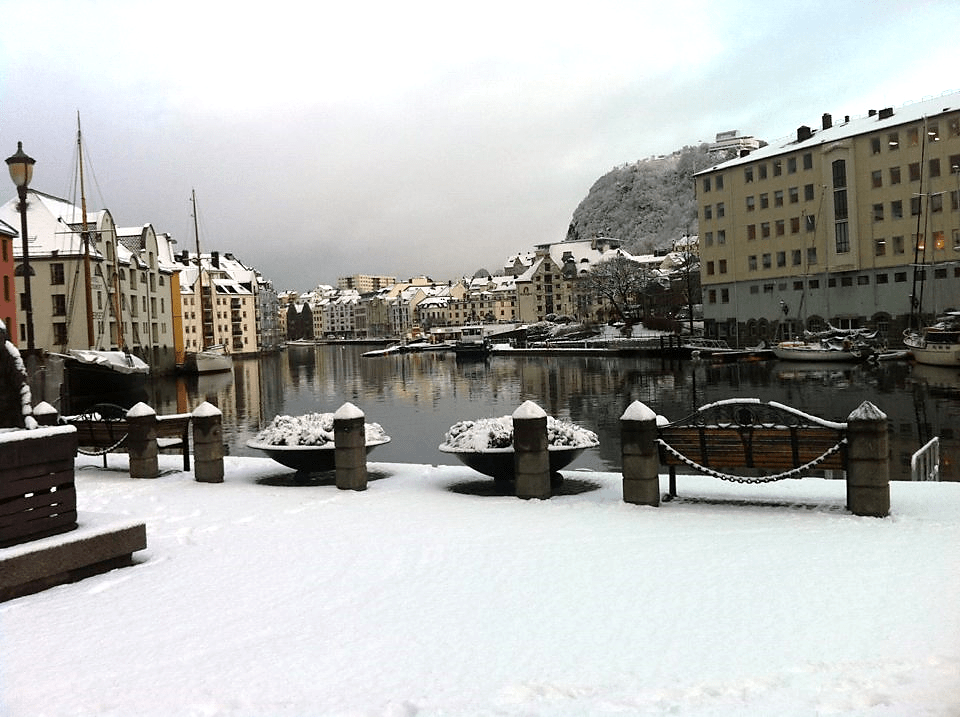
xmin=696 ymin=89 xmax=960 ymax=175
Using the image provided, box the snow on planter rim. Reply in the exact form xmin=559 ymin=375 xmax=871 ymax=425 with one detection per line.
xmin=249 ymin=412 xmax=390 ymax=448
xmin=439 ymin=415 xmax=599 ymax=453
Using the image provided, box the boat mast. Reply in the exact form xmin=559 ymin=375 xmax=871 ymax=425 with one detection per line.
xmin=191 ymin=189 xmax=210 ymax=350
xmin=909 ymin=117 xmax=929 ymax=330
xmin=76 ymin=113 xmax=95 ymax=348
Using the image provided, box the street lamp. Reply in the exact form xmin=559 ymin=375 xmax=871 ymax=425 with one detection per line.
xmin=5 ymin=142 xmax=36 ymax=351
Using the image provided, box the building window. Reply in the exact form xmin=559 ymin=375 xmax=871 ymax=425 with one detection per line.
xmin=934 ymin=230 xmax=946 ymax=250
xmin=802 ymin=152 xmax=813 ymax=170
xmin=930 ymin=158 xmax=941 ymax=178
xmin=706 ymin=261 xmax=715 ymax=275
xmin=791 ymin=216 xmax=800 ymax=233
xmin=52 ymin=294 xmax=66 ymax=316
xmin=834 ymin=189 xmax=848 ymax=219
xmin=877 ymin=273 xmax=889 ymax=284
xmin=760 ymin=193 xmax=769 ymax=209
xmin=893 ymin=235 xmax=905 ymax=254
xmin=873 ymin=203 xmax=884 ymax=221
xmin=717 ymin=230 xmax=726 ymax=245
xmin=702 ymin=177 xmax=711 ymax=192
xmin=719 ymin=259 xmax=727 ymax=274
xmin=928 ymin=123 xmax=940 ymax=142
xmin=871 ymin=138 xmax=882 ymax=154
xmin=53 ymin=322 xmax=68 ymax=345
xmin=789 ymin=186 xmax=799 ymax=203
xmin=858 ymin=275 xmax=870 ymax=286
xmin=704 ymin=205 xmax=712 ymax=220
xmin=835 ymin=222 xmax=850 ymax=253
xmin=704 ymin=231 xmax=713 ymax=246
xmin=892 ymin=200 xmax=903 ymax=219
xmin=792 ymin=249 xmax=802 ymax=265
xmin=909 ymin=162 xmax=921 ymax=181
xmin=871 ymin=170 xmax=882 ymax=188
xmin=775 ymin=220 xmax=785 ymax=236
xmin=794 ymin=281 xmax=804 ymax=290
xmin=716 ymin=202 xmax=725 ymax=218
xmin=748 ymin=255 xmax=757 ymax=271
xmin=50 ymin=263 xmax=65 ymax=285
xmin=804 ymin=184 xmax=814 ymax=201
xmin=890 ymin=166 xmax=901 ymax=185
xmin=808 ymin=279 xmax=819 ymax=289
xmin=888 ymin=132 xmax=899 ymax=150
xmin=932 ymin=194 xmax=943 ymax=213
xmin=716 ymin=175 xmax=724 ymax=190
xmin=761 ymin=222 xmax=770 ymax=239
xmin=708 ymin=289 xmax=717 ymax=304
xmin=762 ymin=253 xmax=771 ymax=269
xmin=911 ymin=196 xmax=922 ymax=216
xmin=774 ymin=190 xmax=784 ymax=207
xmin=746 ymin=196 xmax=755 ymax=211
xmin=721 ymin=288 xmax=729 ymax=303
xmin=875 ymin=238 xmax=886 ymax=256
xmin=841 ymin=276 xmax=853 ymax=287
xmin=777 ymin=251 xmax=786 ymax=267
xmin=747 ymin=224 xmax=757 ymax=240
xmin=787 ymin=157 xmax=797 ymax=173
xmin=806 ymin=214 xmax=816 ymax=232
xmin=758 ymin=163 xmax=768 ymax=180
xmin=773 ymin=159 xmax=782 ymax=176
xmin=744 ymin=167 xmax=754 ymax=183
xmin=807 ymin=247 xmax=818 ymax=265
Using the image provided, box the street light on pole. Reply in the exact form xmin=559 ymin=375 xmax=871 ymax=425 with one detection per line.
xmin=5 ymin=142 xmax=36 ymax=352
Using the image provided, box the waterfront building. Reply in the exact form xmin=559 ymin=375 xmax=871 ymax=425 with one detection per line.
xmin=695 ymin=91 xmax=960 ymax=346
xmin=2 ymin=190 xmax=179 ymax=372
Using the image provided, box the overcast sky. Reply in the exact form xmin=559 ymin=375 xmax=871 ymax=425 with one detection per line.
xmin=2 ymin=0 xmax=959 ymax=292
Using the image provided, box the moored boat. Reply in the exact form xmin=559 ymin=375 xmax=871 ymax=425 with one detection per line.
xmin=903 ymin=312 xmax=960 ymax=366
xmin=182 ymin=344 xmax=233 ymax=374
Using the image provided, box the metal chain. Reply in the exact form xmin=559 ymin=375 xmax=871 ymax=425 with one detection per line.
xmin=76 ymin=432 xmax=129 ymax=456
xmin=656 ymin=437 xmax=847 ymax=484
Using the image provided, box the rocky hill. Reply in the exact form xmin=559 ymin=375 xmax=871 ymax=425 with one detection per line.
xmin=566 ymin=144 xmax=738 ymax=253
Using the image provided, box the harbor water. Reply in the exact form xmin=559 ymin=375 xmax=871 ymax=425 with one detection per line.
xmin=141 ymin=343 xmax=959 ymax=482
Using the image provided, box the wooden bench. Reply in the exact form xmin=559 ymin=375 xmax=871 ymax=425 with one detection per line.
xmin=656 ymin=399 xmax=848 ymax=499
xmin=66 ymin=403 xmax=192 ymax=471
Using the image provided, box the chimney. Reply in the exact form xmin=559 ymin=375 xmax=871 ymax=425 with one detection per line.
xmin=211 ymin=250 xmax=220 ymax=268
xmin=878 ymin=107 xmax=894 ymax=120
xmin=869 ymin=109 xmax=877 ymax=117
xmin=740 ymin=148 xmax=751 ymax=157
xmin=822 ymin=113 xmax=832 ymax=130
xmin=797 ymin=125 xmax=812 ymax=142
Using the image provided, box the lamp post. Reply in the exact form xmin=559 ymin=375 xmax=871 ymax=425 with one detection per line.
xmin=5 ymin=142 xmax=36 ymax=351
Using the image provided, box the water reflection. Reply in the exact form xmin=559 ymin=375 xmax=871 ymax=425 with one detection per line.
xmin=145 ymin=344 xmax=958 ymax=482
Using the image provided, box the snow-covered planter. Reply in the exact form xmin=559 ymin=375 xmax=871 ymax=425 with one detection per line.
xmin=246 ymin=412 xmax=390 ymax=473
xmin=438 ymin=415 xmax=599 ymax=479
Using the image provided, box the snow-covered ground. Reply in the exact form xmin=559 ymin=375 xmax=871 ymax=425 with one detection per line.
xmin=2 ymin=454 xmax=959 ymax=716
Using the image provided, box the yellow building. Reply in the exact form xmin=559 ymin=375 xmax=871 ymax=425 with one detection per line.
xmin=695 ymin=91 xmax=960 ymax=347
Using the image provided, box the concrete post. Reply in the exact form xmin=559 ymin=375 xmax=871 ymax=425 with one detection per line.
xmin=127 ymin=402 xmax=158 ymax=480
xmin=621 ymin=401 xmax=660 ymax=506
xmin=513 ymin=400 xmax=550 ymax=499
xmin=32 ymin=401 xmax=59 ymax=427
xmin=334 ymin=402 xmax=367 ymax=491
xmin=192 ymin=401 xmax=224 ymax=483
xmin=845 ymin=401 xmax=890 ymax=517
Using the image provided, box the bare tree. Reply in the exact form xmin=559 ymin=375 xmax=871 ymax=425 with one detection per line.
xmin=582 ymin=255 xmax=649 ymax=323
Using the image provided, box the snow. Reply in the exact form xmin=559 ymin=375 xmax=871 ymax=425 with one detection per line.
xmin=2 ymin=454 xmax=959 ymax=716
xmin=125 ymin=401 xmax=155 ymax=418
xmin=441 ymin=415 xmax=600 ymax=452
xmin=621 ymin=400 xmax=657 ymax=422
xmin=333 ymin=401 xmax=365 ymax=420
xmin=252 ymin=412 xmax=389 ymax=447
xmin=513 ymin=399 xmax=547 ymax=420
xmin=191 ymin=401 xmax=222 ymax=418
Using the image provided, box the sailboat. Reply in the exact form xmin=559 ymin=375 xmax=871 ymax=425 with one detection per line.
xmin=55 ymin=116 xmax=149 ymax=412
xmin=180 ymin=189 xmax=233 ymax=374
xmin=900 ymin=128 xmax=960 ymax=367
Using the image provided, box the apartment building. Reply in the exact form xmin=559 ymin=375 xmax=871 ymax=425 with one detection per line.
xmin=2 ymin=191 xmax=179 ymax=372
xmin=695 ymin=91 xmax=960 ymax=346
xmin=337 ymin=274 xmax=397 ymax=293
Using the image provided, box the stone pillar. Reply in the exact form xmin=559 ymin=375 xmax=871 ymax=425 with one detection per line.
xmin=33 ymin=401 xmax=59 ymax=427
xmin=513 ymin=400 xmax=550 ymax=499
xmin=192 ymin=401 xmax=224 ymax=483
xmin=334 ymin=402 xmax=367 ymax=491
xmin=846 ymin=401 xmax=890 ymax=518
xmin=621 ymin=401 xmax=660 ymax=506
xmin=127 ymin=402 xmax=158 ymax=480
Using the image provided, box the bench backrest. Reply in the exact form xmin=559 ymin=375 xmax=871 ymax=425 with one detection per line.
xmin=658 ymin=399 xmax=847 ymax=475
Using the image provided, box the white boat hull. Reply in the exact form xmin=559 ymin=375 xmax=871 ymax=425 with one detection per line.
xmin=772 ymin=342 xmax=861 ymax=362
xmin=183 ymin=349 xmax=233 ymax=374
